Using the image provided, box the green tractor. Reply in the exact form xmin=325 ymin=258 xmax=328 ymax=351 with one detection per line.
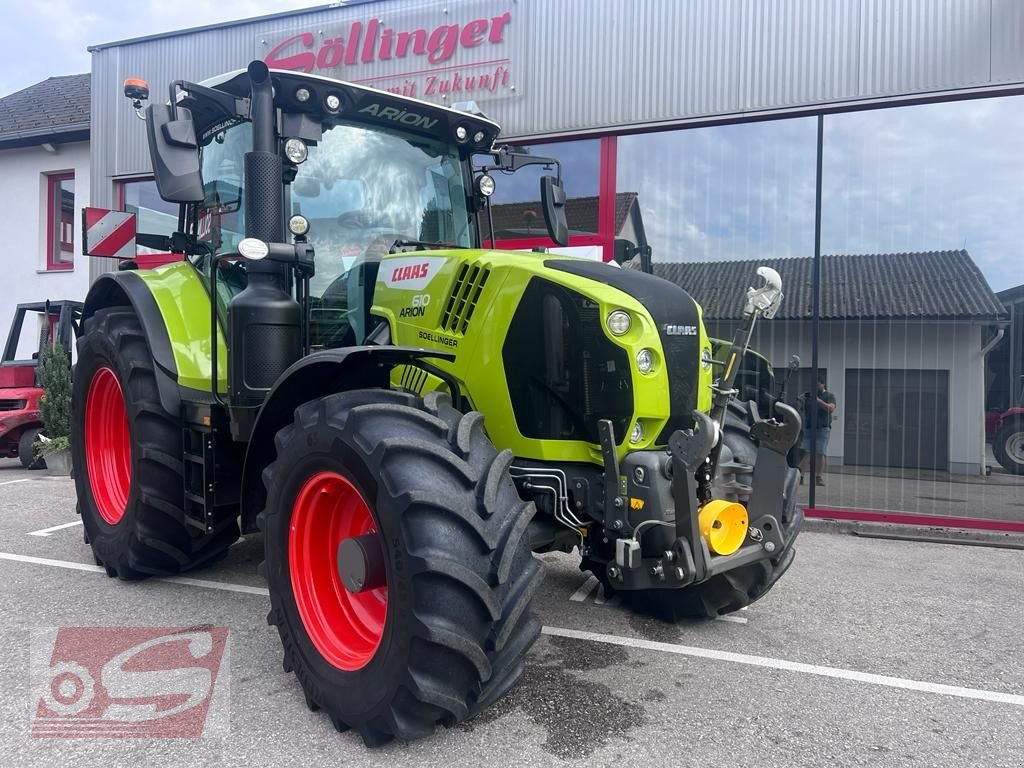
xmin=75 ymin=62 xmax=803 ymax=745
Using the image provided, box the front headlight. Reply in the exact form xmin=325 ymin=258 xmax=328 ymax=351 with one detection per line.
xmin=636 ymin=348 xmax=654 ymax=374
xmin=606 ymin=310 xmax=631 ymax=336
xmin=702 ymin=346 xmax=713 ymax=370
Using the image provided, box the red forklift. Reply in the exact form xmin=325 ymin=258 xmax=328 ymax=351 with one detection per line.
xmin=0 ymin=301 xmax=82 ymax=468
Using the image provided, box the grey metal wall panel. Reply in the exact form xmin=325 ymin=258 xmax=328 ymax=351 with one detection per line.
xmin=858 ymin=0 xmax=992 ymax=96
xmin=992 ymin=0 xmax=1024 ymax=83
xmin=737 ymin=0 xmax=860 ymax=109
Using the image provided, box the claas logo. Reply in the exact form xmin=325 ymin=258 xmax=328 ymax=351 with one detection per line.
xmin=391 ymin=262 xmax=431 ymax=282
xmin=629 ymin=497 xmax=645 ymax=510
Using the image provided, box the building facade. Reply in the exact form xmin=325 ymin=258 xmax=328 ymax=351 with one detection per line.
xmin=85 ymin=0 xmax=1024 ymax=518
xmin=0 ymin=75 xmax=91 ymax=350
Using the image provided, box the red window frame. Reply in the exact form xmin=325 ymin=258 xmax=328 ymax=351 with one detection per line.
xmin=484 ymin=136 xmax=619 ymax=262
xmin=45 ymin=172 xmax=75 ymax=271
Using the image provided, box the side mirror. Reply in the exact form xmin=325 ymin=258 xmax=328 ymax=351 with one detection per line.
xmin=145 ymin=103 xmax=204 ymax=203
xmin=613 ymin=238 xmax=636 ymax=265
xmin=540 ymin=175 xmax=569 ymax=247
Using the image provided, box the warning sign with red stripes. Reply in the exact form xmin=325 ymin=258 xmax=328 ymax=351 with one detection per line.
xmin=82 ymin=208 xmax=137 ymax=259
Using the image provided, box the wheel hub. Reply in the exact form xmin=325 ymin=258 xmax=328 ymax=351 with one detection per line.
xmin=1008 ymin=432 xmax=1024 ymax=463
xmin=337 ymin=533 xmax=387 ymax=594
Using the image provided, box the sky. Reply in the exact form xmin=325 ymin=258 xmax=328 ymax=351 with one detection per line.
xmin=0 ymin=0 xmax=309 ymax=97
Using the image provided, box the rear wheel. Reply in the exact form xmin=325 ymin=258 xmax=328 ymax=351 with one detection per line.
xmin=993 ymin=418 xmax=1024 ymax=475
xmin=18 ymin=428 xmax=45 ymax=470
xmin=72 ymin=307 xmax=239 ymax=578
xmin=260 ymin=389 xmax=542 ymax=746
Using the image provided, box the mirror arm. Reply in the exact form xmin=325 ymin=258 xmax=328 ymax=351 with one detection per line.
xmin=171 ymin=80 xmax=250 ymax=122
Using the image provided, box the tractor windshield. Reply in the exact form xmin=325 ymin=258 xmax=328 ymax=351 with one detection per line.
xmin=197 ymin=118 xmax=473 ymax=344
xmin=292 ymin=122 xmax=473 ymax=299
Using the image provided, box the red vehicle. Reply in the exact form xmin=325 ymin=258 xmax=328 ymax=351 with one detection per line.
xmin=988 ymin=402 xmax=1024 ymax=475
xmin=0 ymin=301 xmax=81 ymax=467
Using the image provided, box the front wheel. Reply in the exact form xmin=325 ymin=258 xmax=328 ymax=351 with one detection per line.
xmin=260 ymin=390 xmax=542 ymax=746
xmin=993 ymin=418 xmax=1024 ymax=475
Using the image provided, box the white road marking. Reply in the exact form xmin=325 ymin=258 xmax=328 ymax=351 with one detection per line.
xmin=27 ymin=520 xmax=83 ymax=537
xmin=7 ymin=550 xmax=1023 ymax=708
xmin=593 ymin=586 xmax=620 ymax=607
xmin=715 ymin=615 xmax=749 ymax=624
xmin=569 ymin=575 xmax=599 ymax=602
xmin=0 ymin=552 xmax=269 ymax=596
xmin=541 ymin=626 xmax=1024 ymax=707
xmin=0 ymin=478 xmax=30 ymax=486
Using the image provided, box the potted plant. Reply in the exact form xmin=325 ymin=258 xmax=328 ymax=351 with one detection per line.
xmin=36 ymin=341 xmax=73 ymax=475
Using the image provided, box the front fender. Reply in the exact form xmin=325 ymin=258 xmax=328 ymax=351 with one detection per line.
xmin=83 ymin=263 xmax=227 ymax=414
xmin=239 ymin=345 xmax=454 ymax=532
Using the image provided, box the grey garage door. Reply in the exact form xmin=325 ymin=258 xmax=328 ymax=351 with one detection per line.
xmin=844 ymin=369 xmax=950 ymax=471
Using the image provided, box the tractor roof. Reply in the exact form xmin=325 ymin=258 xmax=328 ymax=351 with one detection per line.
xmin=180 ymin=68 xmax=501 ymax=152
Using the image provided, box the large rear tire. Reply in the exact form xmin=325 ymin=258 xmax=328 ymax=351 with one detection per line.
xmin=72 ymin=307 xmax=239 ymax=578
xmin=993 ymin=418 xmax=1024 ymax=475
xmin=260 ymin=389 xmax=542 ymax=746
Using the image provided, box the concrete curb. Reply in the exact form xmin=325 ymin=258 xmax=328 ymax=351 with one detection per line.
xmin=802 ymin=516 xmax=1024 ymax=548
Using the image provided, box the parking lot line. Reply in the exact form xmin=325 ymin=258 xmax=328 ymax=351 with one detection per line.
xmin=5 ymin=549 xmax=1022 ymax=709
xmin=27 ymin=520 xmax=83 ymax=537
xmin=0 ymin=551 xmax=270 ymax=596
xmin=0 ymin=478 xmax=30 ymax=486
xmin=541 ymin=626 xmax=1024 ymax=708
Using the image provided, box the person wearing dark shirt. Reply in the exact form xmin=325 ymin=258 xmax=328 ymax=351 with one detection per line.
xmin=798 ymin=375 xmax=837 ymax=486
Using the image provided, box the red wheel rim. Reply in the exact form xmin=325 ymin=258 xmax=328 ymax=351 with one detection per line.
xmin=84 ymin=367 xmax=131 ymax=525
xmin=289 ymin=471 xmax=388 ymax=671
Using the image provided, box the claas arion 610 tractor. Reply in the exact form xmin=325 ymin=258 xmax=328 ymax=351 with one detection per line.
xmin=75 ymin=62 xmax=803 ymax=745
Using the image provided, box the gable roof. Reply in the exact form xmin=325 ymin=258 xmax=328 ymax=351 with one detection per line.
xmin=654 ymin=250 xmax=1004 ymax=321
xmin=0 ymin=74 xmax=90 ymax=149
xmin=488 ymin=193 xmax=637 ymax=238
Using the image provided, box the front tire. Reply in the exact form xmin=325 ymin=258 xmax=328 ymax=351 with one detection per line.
xmin=72 ymin=307 xmax=239 ymax=578
xmin=993 ymin=418 xmax=1024 ymax=475
xmin=260 ymin=389 xmax=542 ymax=746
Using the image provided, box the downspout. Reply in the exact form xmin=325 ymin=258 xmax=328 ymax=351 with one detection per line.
xmin=981 ymin=327 xmax=1005 ymax=356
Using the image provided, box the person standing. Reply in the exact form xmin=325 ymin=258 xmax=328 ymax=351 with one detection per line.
xmin=799 ymin=376 xmax=837 ymax=486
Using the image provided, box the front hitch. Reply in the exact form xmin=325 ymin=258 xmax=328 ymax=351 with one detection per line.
xmin=602 ymin=403 xmax=801 ymax=592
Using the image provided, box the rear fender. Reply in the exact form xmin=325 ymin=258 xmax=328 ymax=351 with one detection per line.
xmin=239 ymin=346 xmax=454 ymax=533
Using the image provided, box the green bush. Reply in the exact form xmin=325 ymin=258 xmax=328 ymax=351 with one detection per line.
xmin=38 ymin=341 xmax=71 ymax=454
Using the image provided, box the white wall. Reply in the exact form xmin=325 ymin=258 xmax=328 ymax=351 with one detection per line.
xmin=0 ymin=141 xmax=91 ymax=356
xmin=714 ymin=319 xmax=987 ymax=475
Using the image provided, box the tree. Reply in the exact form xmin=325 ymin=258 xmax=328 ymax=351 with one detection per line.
xmin=38 ymin=341 xmax=71 ymax=453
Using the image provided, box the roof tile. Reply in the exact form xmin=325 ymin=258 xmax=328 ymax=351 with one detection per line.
xmin=653 ymin=251 xmax=1004 ymax=320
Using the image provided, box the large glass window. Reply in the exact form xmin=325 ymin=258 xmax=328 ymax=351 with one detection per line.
xmin=818 ymin=96 xmax=1024 ymax=518
xmin=45 ymin=172 xmax=75 ymax=270
xmin=617 ymin=120 xmax=817 ymax=264
xmin=120 ymin=178 xmax=179 ymax=239
xmin=485 ymin=138 xmax=601 ymax=252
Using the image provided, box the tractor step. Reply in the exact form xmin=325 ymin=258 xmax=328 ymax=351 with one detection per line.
xmin=181 ymin=403 xmax=240 ymax=534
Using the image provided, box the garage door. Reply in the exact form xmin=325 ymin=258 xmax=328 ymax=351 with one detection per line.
xmin=844 ymin=369 xmax=950 ymax=470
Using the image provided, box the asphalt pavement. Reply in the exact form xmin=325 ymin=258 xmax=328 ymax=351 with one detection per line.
xmin=1 ymin=460 xmax=1022 ymax=767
